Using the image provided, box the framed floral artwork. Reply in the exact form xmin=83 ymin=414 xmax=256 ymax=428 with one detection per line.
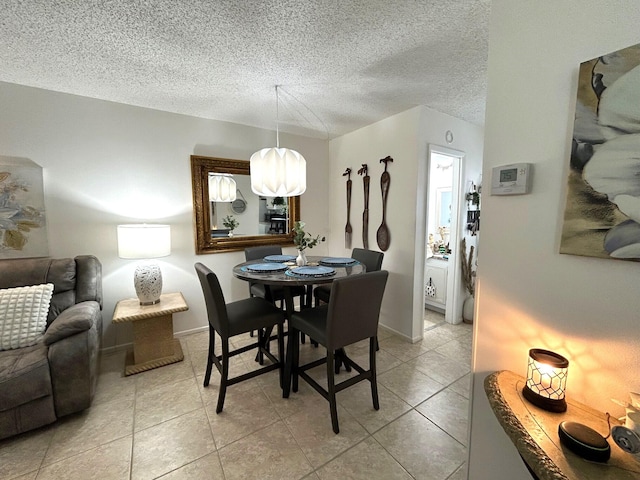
xmin=0 ymin=157 xmax=49 ymax=258
xmin=560 ymin=43 xmax=640 ymax=261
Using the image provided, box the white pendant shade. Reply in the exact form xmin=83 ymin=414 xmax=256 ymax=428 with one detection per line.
xmin=209 ymin=174 xmax=237 ymax=202
xmin=250 ymin=147 xmax=307 ymax=197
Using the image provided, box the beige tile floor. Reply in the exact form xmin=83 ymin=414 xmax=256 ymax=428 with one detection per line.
xmin=1 ymin=310 xmax=472 ymax=480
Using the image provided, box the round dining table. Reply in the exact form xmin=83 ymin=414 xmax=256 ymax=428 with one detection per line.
xmin=232 ymin=255 xmax=366 ymax=317
xmin=233 ymin=255 xmax=367 ymax=381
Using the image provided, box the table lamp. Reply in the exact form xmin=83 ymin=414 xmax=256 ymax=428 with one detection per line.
xmin=117 ymin=224 xmax=171 ymax=305
xmin=522 ymin=348 xmax=569 ymax=412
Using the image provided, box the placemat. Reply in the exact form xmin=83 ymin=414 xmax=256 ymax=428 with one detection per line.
xmin=319 ymin=257 xmax=359 ymax=267
xmin=243 ymin=263 xmax=288 ymax=273
xmin=286 ymin=266 xmax=336 ymax=278
xmin=263 ymin=254 xmax=296 ymax=263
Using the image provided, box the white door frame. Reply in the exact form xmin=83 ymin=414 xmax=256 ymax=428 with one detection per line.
xmin=412 ymin=144 xmax=465 ymax=340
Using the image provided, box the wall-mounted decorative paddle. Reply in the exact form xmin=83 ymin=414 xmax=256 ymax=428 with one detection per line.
xmin=376 ymin=156 xmax=393 ymax=251
xmin=358 ymin=164 xmax=370 ymax=249
xmin=343 ymin=168 xmax=352 ymax=249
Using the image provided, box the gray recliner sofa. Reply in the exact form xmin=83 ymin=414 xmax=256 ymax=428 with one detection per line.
xmin=0 ymin=255 xmax=102 ymax=440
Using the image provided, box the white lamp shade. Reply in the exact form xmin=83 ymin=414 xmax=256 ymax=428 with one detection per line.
xmin=209 ymin=174 xmax=237 ymax=202
xmin=250 ymin=147 xmax=306 ymax=197
xmin=117 ymin=224 xmax=171 ymax=259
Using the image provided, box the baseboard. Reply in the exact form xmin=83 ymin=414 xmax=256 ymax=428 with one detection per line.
xmin=101 ymin=343 xmax=131 ymax=355
xmin=101 ymin=325 xmax=209 ymax=355
xmin=379 ymin=323 xmax=417 ymax=343
xmin=174 ymin=325 xmax=209 ymax=337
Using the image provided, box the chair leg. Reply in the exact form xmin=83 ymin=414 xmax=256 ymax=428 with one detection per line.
xmin=327 ymin=350 xmax=340 ymax=434
xmin=292 ymin=326 xmax=300 ymax=393
xmin=203 ymin=326 xmax=215 ymax=387
xmin=257 ymin=329 xmax=265 ymax=365
xmin=343 ymin=348 xmax=352 ymax=373
xmin=334 ymin=348 xmax=351 ymax=374
xmin=283 ymin=325 xmax=294 ymax=398
xmin=216 ymin=338 xmax=230 ymax=413
xmin=370 ymin=337 xmax=380 ymax=410
xmin=277 ymin=322 xmax=285 ymax=389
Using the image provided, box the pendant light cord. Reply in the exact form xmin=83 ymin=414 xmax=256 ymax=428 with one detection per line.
xmin=275 ymin=85 xmax=280 ymax=148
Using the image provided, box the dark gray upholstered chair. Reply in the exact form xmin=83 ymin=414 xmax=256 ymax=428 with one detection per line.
xmin=195 ymin=263 xmax=285 ymax=413
xmin=313 ymin=248 xmax=384 ymax=307
xmin=244 ymin=245 xmax=307 ymax=309
xmin=244 ymin=245 xmax=308 ymax=344
xmin=313 ymin=248 xmax=384 ymax=361
xmin=284 ymin=270 xmax=388 ymax=433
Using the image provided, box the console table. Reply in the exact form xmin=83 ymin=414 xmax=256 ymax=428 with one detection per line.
xmin=484 ymin=370 xmax=640 ymax=480
xmin=113 ymin=292 xmax=188 ymax=376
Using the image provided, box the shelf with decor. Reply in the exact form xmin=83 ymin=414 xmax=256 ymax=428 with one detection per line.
xmin=485 ymin=370 xmax=640 ymax=480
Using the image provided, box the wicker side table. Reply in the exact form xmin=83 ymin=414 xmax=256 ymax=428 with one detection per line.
xmin=113 ymin=292 xmax=188 ymax=376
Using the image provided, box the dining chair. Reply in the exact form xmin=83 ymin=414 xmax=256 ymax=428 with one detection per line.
xmin=244 ymin=245 xmax=307 ymax=310
xmin=313 ymin=248 xmax=384 ymax=307
xmin=284 ymin=270 xmax=389 ymax=433
xmin=245 ymin=246 xmax=309 ymax=345
xmin=313 ymin=247 xmax=385 ymax=362
xmin=195 ymin=263 xmax=285 ymax=413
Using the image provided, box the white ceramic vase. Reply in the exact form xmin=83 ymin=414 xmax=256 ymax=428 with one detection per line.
xmin=296 ymin=249 xmax=307 ymax=266
xmin=462 ymin=295 xmax=475 ymax=324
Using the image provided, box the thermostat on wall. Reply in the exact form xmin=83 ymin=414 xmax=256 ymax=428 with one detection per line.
xmin=491 ymin=163 xmax=532 ymax=195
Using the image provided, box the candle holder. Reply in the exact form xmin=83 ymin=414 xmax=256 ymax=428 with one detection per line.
xmin=522 ymin=348 xmax=569 ymax=413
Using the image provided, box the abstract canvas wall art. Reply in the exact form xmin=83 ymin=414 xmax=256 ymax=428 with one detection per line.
xmin=0 ymin=157 xmax=49 ymax=258
xmin=560 ymin=43 xmax=640 ymax=261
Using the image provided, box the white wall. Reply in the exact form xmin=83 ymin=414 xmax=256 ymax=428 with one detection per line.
xmin=329 ymin=106 xmax=483 ymax=340
xmin=0 ymin=81 xmax=329 ymax=350
xmin=469 ymin=2 xmax=640 ymax=478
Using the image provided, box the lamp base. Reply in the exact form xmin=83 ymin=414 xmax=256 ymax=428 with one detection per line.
xmin=522 ymin=385 xmax=567 ymax=412
xmin=134 ymin=262 xmax=163 ymax=305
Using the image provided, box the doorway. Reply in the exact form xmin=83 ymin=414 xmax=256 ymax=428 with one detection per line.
xmin=413 ymin=145 xmax=464 ymax=339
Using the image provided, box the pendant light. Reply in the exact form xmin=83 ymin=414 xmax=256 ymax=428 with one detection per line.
xmin=250 ymin=86 xmax=306 ymax=197
xmin=209 ymin=173 xmax=237 ymax=202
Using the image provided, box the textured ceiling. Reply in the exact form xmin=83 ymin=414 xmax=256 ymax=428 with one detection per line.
xmin=0 ymin=1 xmax=490 ymax=139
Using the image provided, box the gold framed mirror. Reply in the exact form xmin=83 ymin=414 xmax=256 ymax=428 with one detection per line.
xmin=191 ymin=155 xmax=299 ymax=254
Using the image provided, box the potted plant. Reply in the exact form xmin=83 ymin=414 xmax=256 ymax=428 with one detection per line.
xmin=271 ymin=196 xmax=287 ymax=214
xmin=460 ymin=237 xmax=476 ymax=323
xmin=293 ymin=221 xmax=325 ymax=266
xmin=222 ymin=215 xmax=239 ymax=237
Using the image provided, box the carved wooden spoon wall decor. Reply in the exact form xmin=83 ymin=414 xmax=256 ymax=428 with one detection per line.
xmin=358 ymin=164 xmax=370 ymax=249
xmin=376 ymin=156 xmax=393 ymax=251
xmin=343 ymin=168 xmax=352 ymax=249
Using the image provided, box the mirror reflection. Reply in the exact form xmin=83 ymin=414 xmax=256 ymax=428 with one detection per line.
xmin=209 ymin=175 xmax=290 ymax=236
xmin=191 ymin=155 xmax=299 ymax=254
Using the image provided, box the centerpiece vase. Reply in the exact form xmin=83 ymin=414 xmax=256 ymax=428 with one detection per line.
xmin=296 ymin=249 xmax=308 ymax=266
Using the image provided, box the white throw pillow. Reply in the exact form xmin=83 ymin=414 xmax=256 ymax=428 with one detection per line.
xmin=0 ymin=283 xmax=54 ymax=351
